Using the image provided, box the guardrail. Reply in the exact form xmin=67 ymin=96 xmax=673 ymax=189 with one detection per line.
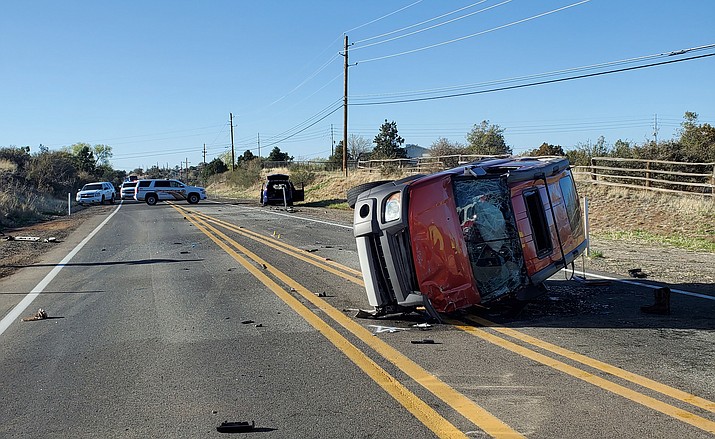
xmin=572 ymin=157 xmax=715 ymax=197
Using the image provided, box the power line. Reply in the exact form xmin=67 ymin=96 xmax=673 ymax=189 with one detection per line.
xmin=356 ymin=0 xmax=592 ymax=63
xmin=352 ymin=0 xmax=512 ymax=51
xmin=352 ymin=52 xmax=715 ymax=106
xmin=260 ymin=105 xmax=342 ymax=150
xmin=343 ymin=0 xmax=424 ymax=34
xmin=351 ymin=44 xmax=715 ymax=101
xmin=353 ymin=0 xmax=490 ymax=45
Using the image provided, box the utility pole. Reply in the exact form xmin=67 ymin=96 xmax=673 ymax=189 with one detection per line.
xmin=342 ymin=35 xmax=349 ymax=177
xmin=653 ymin=113 xmax=659 ymax=144
xmin=331 ymin=124 xmax=334 ymax=156
xmin=230 ymin=113 xmax=235 ymax=171
xmin=202 ymin=143 xmax=206 ymax=164
xmin=257 ymin=133 xmax=261 ymax=158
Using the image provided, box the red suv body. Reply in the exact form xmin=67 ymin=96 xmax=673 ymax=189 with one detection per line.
xmin=352 ymin=157 xmax=586 ymax=315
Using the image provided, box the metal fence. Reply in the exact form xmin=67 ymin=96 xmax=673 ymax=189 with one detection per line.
xmin=572 ymin=157 xmax=715 ymax=197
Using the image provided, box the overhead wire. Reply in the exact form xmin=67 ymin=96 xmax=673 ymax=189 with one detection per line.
xmin=351 ymin=44 xmax=715 ymax=101
xmin=343 ymin=0 xmax=424 ymax=34
xmin=352 ymin=0 xmax=512 ymax=51
xmin=352 ymin=52 xmax=715 ymax=106
xmin=356 ymin=0 xmax=592 ymax=63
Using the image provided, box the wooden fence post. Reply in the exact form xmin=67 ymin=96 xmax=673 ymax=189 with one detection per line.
xmin=645 ymin=161 xmax=651 ymax=188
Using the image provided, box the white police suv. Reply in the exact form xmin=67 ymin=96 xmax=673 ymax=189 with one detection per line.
xmin=134 ymin=179 xmax=207 ymax=205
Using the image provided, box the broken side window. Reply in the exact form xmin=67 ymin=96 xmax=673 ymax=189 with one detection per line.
xmin=452 ymin=177 xmax=526 ymax=301
xmin=524 ymin=189 xmax=552 ymax=257
xmin=558 ymin=173 xmax=582 ymax=236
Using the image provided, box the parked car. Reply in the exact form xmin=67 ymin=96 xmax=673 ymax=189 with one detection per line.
xmin=261 ymin=174 xmax=304 ymax=206
xmin=134 ymin=179 xmax=207 ymax=205
xmin=76 ymin=182 xmax=116 ymax=205
xmin=349 ymin=156 xmax=587 ymax=317
xmin=120 ymin=181 xmax=138 ymax=200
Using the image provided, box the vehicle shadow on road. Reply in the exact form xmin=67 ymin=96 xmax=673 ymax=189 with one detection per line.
xmin=472 ymin=279 xmax=715 ymax=330
xmin=3 ymin=258 xmax=204 ymax=270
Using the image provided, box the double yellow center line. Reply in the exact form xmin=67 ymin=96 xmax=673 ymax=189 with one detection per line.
xmin=171 ymin=204 xmax=524 ymax=439
xmin=173 ymin=204 xmax=715 ymax=436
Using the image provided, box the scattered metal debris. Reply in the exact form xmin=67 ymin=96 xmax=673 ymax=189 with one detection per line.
xmin=14 ymin=236 xmax=40 ymax=242
xmin=412 ymin=323 xmax=432 ymax=330
xmin=216 ymin=421 xmax=255 ymax=433
xmin=368 ymin=325 xmax=408 ymax=334
xmin=21 ymin=308 xmax=48 ymax=322
xmin=628 ymin=268 xmax=647 ymax=278
xmin=43 ymin=237 xmax=57 ymax=243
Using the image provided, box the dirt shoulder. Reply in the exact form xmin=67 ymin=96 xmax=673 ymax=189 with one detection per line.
xmin=0 ymin=205 xmax=114 ymax=278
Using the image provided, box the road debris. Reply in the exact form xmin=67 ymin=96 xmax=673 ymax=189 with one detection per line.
xmin=43 ymin=237 xmax=57 ymax=243
xmin=641 ymin=287 xmax=671 ymax=315
xmin=315 ymin=292 xmax=327 ymax=297
xmin=21 ymin=308 xmax=48 ymax=322
xmin=13 ymin=236 xmax=40 ymax=242
xmin=241 ymin=320 xmax=255 ymax=324
xmin=216 ymin=421 xmax=255 ymax=433
xmin=412 ymin=323 xmax=432 ymax=330
xmin=628 ymin=268 xmax=647 ymax=278
xmin=411 ymin=339 xmax=437 ymax=344
xmin=368 ymin=325 xmax=408 ymax=334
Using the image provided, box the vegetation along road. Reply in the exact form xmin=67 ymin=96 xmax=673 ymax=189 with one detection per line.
xmin=1 ymin=198 xmax=713 ymax=438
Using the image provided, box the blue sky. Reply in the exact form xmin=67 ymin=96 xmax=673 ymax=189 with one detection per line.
xmin=2 ymin=1 xmax=714 ymax=171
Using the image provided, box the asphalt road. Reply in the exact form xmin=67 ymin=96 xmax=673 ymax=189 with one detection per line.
xmin=1 ymin=200 xmax=713 ymax=438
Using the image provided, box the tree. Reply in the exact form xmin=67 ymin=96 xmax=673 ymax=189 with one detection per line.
xmin=372 ymin=120 xmax=406 ymax=159
xmin=525 ymin=142 xmax=565 ymax=157
xmin=348 ymin=134 xmax=371 ymax=160
xmin=92 ymin=144 xmax=113 ymax=166
xmin=71 ymin=143 xmax=96 ymax=173
xmin=236 ymin=149 xmax=256 ymax=166
xmin=465 ymin=120 xmax=511 ymax=155
xmin=429 ymin=137 xmax=466 ymax=167
xmin=267 ymin=146 xmax=293 ymax=162
xmin=328 ymin=140 xmax=350 ymax=169
xmin=678 ymin=111 xmax=715 ymax=162
xmin=202 ymin=157 xmax=228 ymax=178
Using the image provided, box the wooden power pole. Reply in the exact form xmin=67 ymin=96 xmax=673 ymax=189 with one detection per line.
xmin=342 ymin=35 xmax=348 ymax=177
xmin=230 ymin=113 xmax=235 ymax=171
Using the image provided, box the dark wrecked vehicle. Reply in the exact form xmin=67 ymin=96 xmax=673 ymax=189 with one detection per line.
xmin=260 ymin=174 xmax=304 ymax=206
xmin=349 ymin=157 xmax=587 ymax=316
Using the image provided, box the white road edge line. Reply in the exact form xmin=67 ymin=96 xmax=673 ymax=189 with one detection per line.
xmin=0 ymin=204 xmax=123 ymax=337
xmin=561 ymin=268 xmax=715 ymax=301
xmin=206 ymin=199 xmax=353 ymax=230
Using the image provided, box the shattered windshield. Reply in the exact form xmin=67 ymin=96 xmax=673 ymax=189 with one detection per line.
xmin=452 ymin=177 xmax=526 ymax=301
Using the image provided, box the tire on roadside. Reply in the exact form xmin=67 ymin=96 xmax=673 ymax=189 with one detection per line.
xmin=346 ymin=180 xmax=392 ymax=209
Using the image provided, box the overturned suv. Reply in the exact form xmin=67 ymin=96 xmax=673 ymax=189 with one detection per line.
xmin=134 ymin=179 xmax=207 ymax=205
xmin=349 ymin=157 xmax=587 ymax=317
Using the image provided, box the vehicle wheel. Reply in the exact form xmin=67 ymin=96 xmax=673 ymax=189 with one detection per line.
xmin=109 ymin=195 xmax=115 ymax=205
xmin=187 ymin=193 xmax=199 ymax=204
xmin=146 ymin=194 xmax=158 ymax=206
xmin=101 ymin=195 xmax=106 ymax=205
xmin=346 ymin=180 xmax=391 ymax=209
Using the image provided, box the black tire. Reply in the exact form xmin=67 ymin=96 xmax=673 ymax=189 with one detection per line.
xmin=109 ymin=195 xmax=115 ymax=205
xmin=146 ymin=194 xmax=158 ymax=206
xmin=187 ymin=193 xmax=199 ymax=204
xmin=100 ymin=195 xmax=106 ymax=205
xmin=346 ymin=180 xmax=391 ymax=209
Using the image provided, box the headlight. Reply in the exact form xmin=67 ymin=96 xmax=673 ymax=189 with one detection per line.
xmin=383 ymin=192 xmax=401 ymax=222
